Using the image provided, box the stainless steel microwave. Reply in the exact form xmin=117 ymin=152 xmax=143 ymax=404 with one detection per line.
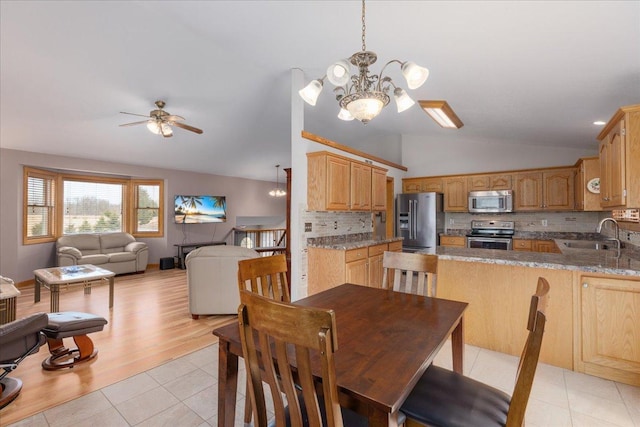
xmin=468 ymin=190 xmax=513 ymax=213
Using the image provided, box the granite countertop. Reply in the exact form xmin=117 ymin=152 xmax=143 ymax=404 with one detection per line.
xmin=307 ymin=237 xmax=403 ymax=251
xmin=431 ymin=243 xmax=640 ymax=277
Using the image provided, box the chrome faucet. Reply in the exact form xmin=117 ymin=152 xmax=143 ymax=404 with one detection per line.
xmin=596 ymin=217 xmax=621 ymax=257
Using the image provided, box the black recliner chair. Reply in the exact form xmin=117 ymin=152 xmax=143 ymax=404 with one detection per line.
xmin=0 ymin=312 xmax=48 ymax=409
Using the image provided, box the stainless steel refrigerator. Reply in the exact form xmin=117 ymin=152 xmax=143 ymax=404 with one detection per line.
xmin=396 ymin=192 xmax=444 ymax=253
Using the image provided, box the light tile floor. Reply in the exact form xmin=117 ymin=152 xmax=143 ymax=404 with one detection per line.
xmin=7 ymin=342 xmax=639 ymax=427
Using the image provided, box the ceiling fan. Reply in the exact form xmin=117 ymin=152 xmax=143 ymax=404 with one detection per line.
xmin=119 ymin=100 xmax=203 ymax=137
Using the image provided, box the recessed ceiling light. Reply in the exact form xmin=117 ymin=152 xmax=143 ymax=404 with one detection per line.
xmin=593 ymin=121 xmax=606 ymax=126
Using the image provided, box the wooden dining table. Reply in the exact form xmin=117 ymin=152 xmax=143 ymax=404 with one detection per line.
xmin=213 ymin=283 xmax=468 ymax=427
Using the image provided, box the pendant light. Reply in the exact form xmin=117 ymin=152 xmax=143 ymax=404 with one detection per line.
xmin=269 ymin=165 xmax=286 ymax=197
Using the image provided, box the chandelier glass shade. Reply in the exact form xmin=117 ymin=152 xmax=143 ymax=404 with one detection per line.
xmin=269 ymin=165 xmax=286 ymax=197
xmin=298 ymin=0 xmax=429 ymax=124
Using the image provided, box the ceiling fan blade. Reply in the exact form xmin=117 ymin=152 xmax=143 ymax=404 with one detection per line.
xmin=165 ymin=115 xmax=185 ymax=122
xmin=120 ymin=111 xmax=151 ymax=118
xmin=119 ymin=120 xmax=150 ymax=127
xmin=172 ymin=121 xmax=203 ymax=134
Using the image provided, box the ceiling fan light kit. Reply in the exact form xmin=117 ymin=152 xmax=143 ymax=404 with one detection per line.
xmin=419 ymin=100 xmax=464 ymax=129
xmin=120 ymin=100 xmax=203 ymax=137
xmin=298 ymin=0 xmax=429 ymax=124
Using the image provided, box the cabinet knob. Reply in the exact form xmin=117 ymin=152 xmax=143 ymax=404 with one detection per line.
xmin=582 ymin=283 xmax=588 ymax=288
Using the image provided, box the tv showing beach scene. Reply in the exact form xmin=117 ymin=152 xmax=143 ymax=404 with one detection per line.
xmin=174 ymin=195 xmax=227 ymax=224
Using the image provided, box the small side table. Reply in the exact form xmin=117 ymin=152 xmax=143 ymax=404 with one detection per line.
xmin=0 ymin=280 xmax=21 ymax=325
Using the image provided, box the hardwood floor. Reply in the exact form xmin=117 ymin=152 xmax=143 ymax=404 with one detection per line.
xmin=1 ymin=268 xmax=235 ymax=425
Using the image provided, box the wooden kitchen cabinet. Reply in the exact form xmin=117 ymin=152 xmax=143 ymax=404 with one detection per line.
xmin=468 ymin=174 xmax=512 ymax=191
xmin=440 ymin=235 xmax=466 ymax=247
xmin=350 ymin=162 xmax=371 ymax=210
xmin=515 ymin=168 xmax=574 ymax=211
xmin=513 ymin=238 xmax=560 ymax=253
xmin=597 ymin=104 xmax=640 ymax=208
xmin=371 ymin=167 xmax=387 ymax=211
xmin=402 ymin=177 xmax=442 ymax=193
xmin=307 ymin=151 xmax=386 ymax=211
xmin=577 ymin=274 xmax=640 ymax=386
xmin=308 ymin=241 xmax=402 ymax=294
xmin=443 ymin=177 xmax=468 ymax=211
xmin=513 ymin=239 xmax=533 ymax=251
xmin=307 ymin=152 xmax=350 ymax=210
xmin=574 ymin=157 xmax=602 ymax=211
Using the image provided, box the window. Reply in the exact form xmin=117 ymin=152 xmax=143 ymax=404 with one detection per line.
xmin=24 ymin=168 xmax=56 ymax=243
xmin=23 ymin=167 xmax=164 ymax=244
xmin=63 ymin=178 xmax=125 ymax=234
xmin=132 ymin=180 xmax=163 ymax=237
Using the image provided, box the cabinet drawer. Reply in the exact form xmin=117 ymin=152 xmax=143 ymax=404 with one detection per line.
xmin=345 ymin=248 xmax=368 ymax=262
xmin=440 ymin=235 xmax=466 ymax=247
xmin=368 ymin=243 xmax=388 ymax=257
xmin=513 ymin=239 xmax=533 ymax=250
xmin=388 ymin=241 xmax=403 ymax=252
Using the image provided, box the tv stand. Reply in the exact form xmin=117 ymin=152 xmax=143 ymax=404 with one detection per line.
xmin=174 ymin=241 xmax=226 ymax=269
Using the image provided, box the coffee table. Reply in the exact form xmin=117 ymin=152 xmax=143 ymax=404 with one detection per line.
xmin=33 ymin=265 xmax=115 ymax=312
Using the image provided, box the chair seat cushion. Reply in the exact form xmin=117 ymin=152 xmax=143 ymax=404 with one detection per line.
xmin=107 ymin=252 xmax=136 ymax=263
xmin=401 ymin=365 xmax=511 ymax=427
xmin=43 ymin=312 xmax=108 ymax=339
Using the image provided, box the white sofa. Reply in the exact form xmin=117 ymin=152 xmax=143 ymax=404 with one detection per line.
xmin=185 ymin=245 xmax=259 ymax=318
xmin=56 ymin=232 xmax=149 ymax=275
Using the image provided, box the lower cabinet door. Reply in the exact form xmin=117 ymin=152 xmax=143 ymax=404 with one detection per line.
xmin=580 ymin=275 xmax=640 ymax=386
xmin=345 ymin=258 xmax=368 ymax=286
xmin=368 ymin=254 xmax=384 ymax=288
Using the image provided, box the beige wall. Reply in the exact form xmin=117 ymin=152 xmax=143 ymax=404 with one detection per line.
xmin=0 ymin=148 xmax=286 ymax=283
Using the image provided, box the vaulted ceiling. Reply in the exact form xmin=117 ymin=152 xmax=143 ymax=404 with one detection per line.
xmin=2 ymin=1 xmax=639 ymax=181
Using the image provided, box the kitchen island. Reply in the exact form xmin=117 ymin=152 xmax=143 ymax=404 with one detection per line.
xmin=428 ymin=243 xmax=640 ymax=386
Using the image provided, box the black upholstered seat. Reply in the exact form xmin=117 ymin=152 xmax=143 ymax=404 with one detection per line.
xmin=400 ymin=277 xmax=550 ymax=427
xmin=401 ymin=365 xmax=510 ymax=427
xmin=0 ymin=312 xmax=49 ymax=409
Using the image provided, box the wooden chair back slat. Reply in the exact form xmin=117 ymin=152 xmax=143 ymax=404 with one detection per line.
xmin=506 ymin=276 xmax=550 ymax=427
xmin=238 ymin=254 xmax=290 ymax=302
xmin=382 ymin=251 xmax=438 ymax=296
xmin=238 ymin=290 xmax=343 ymax=427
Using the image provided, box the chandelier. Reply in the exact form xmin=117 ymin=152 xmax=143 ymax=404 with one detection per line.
xmin=298 ymin=0 xmax=429 ymax=124
xmin=269 ymin=165 xmax=286 ymax=197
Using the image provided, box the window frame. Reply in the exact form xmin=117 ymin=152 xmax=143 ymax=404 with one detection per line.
xmin=131 ymin=179 xmax=164 ymax=238
xmin=23 ymin=167 xmax=164 ymax=244
xmin=23 ymin=167 xmax=57 ymax=244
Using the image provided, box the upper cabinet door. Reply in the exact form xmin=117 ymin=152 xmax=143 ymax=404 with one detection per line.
xmin=515 ymin=172 xmax=543 ymax=210
xmin=544 ymin=168 xmax=575 ymax=210
xmin=371 ymin=168 xmax=387 ymax=211
xmin=443 ymin=177 xmax=468 ymax=211
xmin=350 ymin=162 xmax=372 ymax=211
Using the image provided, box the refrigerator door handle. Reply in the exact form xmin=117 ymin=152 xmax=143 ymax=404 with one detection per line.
xmin=408 ymin=200 xmax=413 ymax=239
xmin=413 ymin=200 xmax=418 ymax=240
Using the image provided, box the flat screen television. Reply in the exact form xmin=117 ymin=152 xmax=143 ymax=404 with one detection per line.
xmin=174 ymin=195 xmax=227 ymax=224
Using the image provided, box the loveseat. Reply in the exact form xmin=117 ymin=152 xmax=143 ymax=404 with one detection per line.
xmin=185 ymin=245 xmax=259 ymax=318
xmin=56 ymin=232 xmax=148 ymax=275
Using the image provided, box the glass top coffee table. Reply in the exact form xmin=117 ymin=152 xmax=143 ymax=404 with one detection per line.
xmin=33 ymin=265 xmax=116 ymax=312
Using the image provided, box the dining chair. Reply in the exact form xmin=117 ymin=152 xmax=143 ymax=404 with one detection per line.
xmin=238 ymin=253 xmax=290 ymax=302
xmin=381 ymin=251 xmax=438 ymax=296
xmin=401 ymin=276 xmax=551 ymax=427
xmin=237 ymin=253 xmax=291 ymax=423
xmin=238 ymin=290 xmax=367 ymax=427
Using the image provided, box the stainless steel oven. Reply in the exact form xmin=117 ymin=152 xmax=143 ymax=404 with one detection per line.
xmin=466 ymin=220 xmax=514 ymax=250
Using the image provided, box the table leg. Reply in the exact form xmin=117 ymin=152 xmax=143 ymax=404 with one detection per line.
xmin=451 ymin=316 xmax=465 ymax=374
xmin=50 ymin=284 xmax=59 ymax=312
xmin=108 ymin=277 xmax=114 ymax=308
xmin=217 ymin=339 xmax=238 ymax=427
xmin=84 ymin=281 xmax=92 ymax=295
xmin=34 ymin=276 xmax=41 ymax=303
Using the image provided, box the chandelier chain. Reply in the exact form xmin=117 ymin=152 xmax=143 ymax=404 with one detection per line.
xmin=361 ymin=0 xmax=366 ymax=52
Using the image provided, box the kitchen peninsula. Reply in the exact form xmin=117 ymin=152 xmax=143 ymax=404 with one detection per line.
xmin=429 ymin=243 xmax=640 ymax=386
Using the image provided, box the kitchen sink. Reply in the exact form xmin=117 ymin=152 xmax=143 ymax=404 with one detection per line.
xmin=562 ymin=240 xmax=614 ymax=250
